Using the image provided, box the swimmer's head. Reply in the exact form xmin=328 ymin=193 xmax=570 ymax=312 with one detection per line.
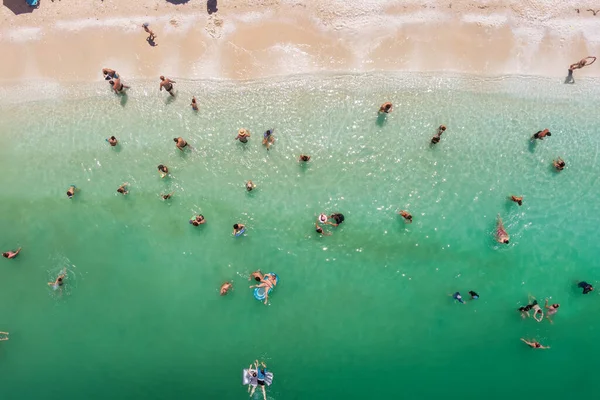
xmin=117 ymin=188 xmax=125 ymax=193
xmin=160 ymin=76 xmax=165 ymax=81
xmin=440 ymin=125 xmax=447 ymax=131
xmin=384 ymin=104 xmax=391 ymax=111
xmin=535 ymin=343 xmax=541 ymax=348
xmin=252 ymin=372 xmax=257 ymax=377
xmin=537 ymin=309 xmax=542 ymax=314
xmin=519 ymin=307 xmax=526 ymax=312
xmin=517 ymin=200 xmax=522 ymax=206
xmin=2 ymin=252 xmax=9 ymax=258
xmin=173 ymin=138 xmax=178 ymax=143
xmin=192 ymin=220 xmax=199 ymax=226
xmin=316 ymin=226 xmax=323 ymax=234
xmin=233 ymin=224 xmax=240 ymax=230
xmin=503 ymin=239 xmax=509 ymax=244
xmin=553 ymin=304 xmax=560 ymax=308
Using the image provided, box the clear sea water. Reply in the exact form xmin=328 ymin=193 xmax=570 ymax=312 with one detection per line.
xmin=1 ymin=73 xmax=599 ymax=400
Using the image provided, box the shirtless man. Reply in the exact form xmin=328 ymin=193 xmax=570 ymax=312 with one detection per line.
xmin=161 ymin=191 xmax=174 ymax=200
xmin=173 ymin=137 xmax=188 ymax=151
xmin=298 ymin=154 xmax=311 ymax=162
xmin=159 ymin=76 xmax=176 ymax=96
xmin=2 ymin=247 xmax=21 ymax=259
xmin=496 ymin=214 xmax=509 ymax=244
xmin=398 ymin=210 xmax=413 ymax=223
xmin=157 ymin=164 xmax=169 ymax=178
xmin=566 ymin=57 xmax=596 ymax=84
xmin=67 ymin=185 xmax=78 ymax=199
xmin=220 ymin=281 xmax=233 ymax=296
xmin=379 ymin=102 xmax=393 ymax=114
xmin=110 ymin=78 xmax=130 ymax=94
xmin=48 ymin=269 xmax=66 ymax=290
xmin=235 ymin=128 xmax=250 ymax=143
xmin=102 ymin=68 xmax=118 ymax=80
xmin=521 ymin=338 xmax=550 ymax=349
xmin=107 ymin=136 xmax=118 ymax=146
xmin=431 ymin=125 xmax=447 ymax=144
xmin=509 ymin=195 xmax=523 ymax=206
xmin=142 ymin=23 xmax=156 ymax=41
xmin=531 ymin=129 xmax=551 ymax=140
xmin=117 ymin=183 xmax=129 ymax=195
xmin=553 ymin=157 xmax=566 ymax=171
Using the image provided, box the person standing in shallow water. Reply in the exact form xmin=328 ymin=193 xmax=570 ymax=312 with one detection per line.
xmin=431 ymin=125 xmax=446 ymax=144
xmin=531 ymin=129 xmax=551 ymax=140
xmin=496 ymin=214 xmax=509 ymax=244
xmin=553 ymin=157 xmax=566 ymax=171
xmin=521 ymin=338 xmax=550 ymax=349
xmin=157 ymin=164 xmax=169 ymax=178
xmin=173 ymin=137 xmax=188 ymax=151
xmin=378 ymin=102 xmax=393 ymax=114
xmin=117 ymin=183 xmax=129 ymax=195
xmin=578 ymin=281 xmax=593 ymax=294
xmin=191 ymin=97 xmax=198 ymax=111
xmin=67 ymin=186 xmax=78 ymax=199
xmin=298 ymin=154 xmax=311 ymax=162
xmin=159 ymin=76 xmax=176 ymax=96
xmin=235 ymin=128 xmax=250 ymax=143
xmin=107 ymin=136 xmax=118 ymax=146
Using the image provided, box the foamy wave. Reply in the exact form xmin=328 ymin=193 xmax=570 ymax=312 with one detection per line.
xmin=2 ymin=27 xmax=43 ymax=43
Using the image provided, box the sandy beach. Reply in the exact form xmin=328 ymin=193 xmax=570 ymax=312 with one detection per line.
xmin=1 ymin=0 xmax=600 ymax=82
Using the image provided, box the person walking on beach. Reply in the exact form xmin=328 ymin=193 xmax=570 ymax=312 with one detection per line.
xmin=157 ymin=164 xmax=169 ymax=178
xmin=565 ymin=56 xmax=596 ymax=84
xmin=398 ymin=210 xmax=413 ymax=223
xmin=578 ymin=281 xmax=594 ymax=294
xmin=521 ymin=338 xmax=550 ymax=349
xmin=379 ymin=102 xmax=393 ymax=114
xmin=532 ymin=129 xmax=551 ymax=140
xmin=509 ymin=195 xmax=523 ymax=206
xmin=431 ymin=125 xmax=447 ymax=144
xmin=298 ymin=154 xmax=311 ymax=163
xmin=191 ymin=97 xmax=198 ymax=111
xmin=173 ymin=137 xmax=189 ymax=151
xmin=553 ymin=157 xmax=566 ymax=171
xmin=496 ymin=214 xmax=509 ymax=244
xmin=220 ymin=281 xmax=233 ymax=296
xmin=544 ymin=299 xmax=560 ymax=324
xmin=159 ymin=76 xmax=176 ymax=96
xmin=262 ymin=129 xmax=275 ymax=150
xmin=2 ymin=247 xmax=21 ymax=259
xmin=117 ymin=183 xmax=129 ymax=195
xmin=111 ymin=77 xmax=130 ymax=94
xmin=142 ymin=23 xmax=156 ymax=42
xmin=107 ymin=136 xmax=118 ymax=146
xmin=235 ymin=128 xmax=250 ymax=143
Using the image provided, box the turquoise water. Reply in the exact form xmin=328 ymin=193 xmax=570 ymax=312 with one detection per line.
xmin=1 ymin=74 xmax=599 ymax=399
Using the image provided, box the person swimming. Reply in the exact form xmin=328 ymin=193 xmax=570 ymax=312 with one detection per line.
xmin=2 ymin=247 xmax=21 ymax=259
xmin=157 ymin=164 xmax=169 ymax=178
xmin=191 ymin=97 xmax=198 ymax=111
xmin=249 ymin=270 xmax=264 ymax=282
xmin=299 ymin=154 xmax=311 ymax=162
xmin=468 ymin=291 xmax=479 ymax=300
xmin=520 ymin=338 xmax=550 ymax=349
xmin=173 ymin=137 xmax=188 ymax=151
xmin=107 ymin=136 xmax=118 ymax=146
xmin=48 ymin=269 xmax=66 ymax=290
xmin=378 ymin=102 xmax=393 ymax=114
xmin=233 ymin=223 xmax=245 ymax=236
xmin=190 ymin=215 xmax=206 ymax=226
xmin=328 ymin=213 xmax=345 ymax=227
xmin=532 ymin=129 xmax=551 ymax=140
xmin=220 ymin=281 xmax=233 ymax=296
xmin=246 ymin=180 xmax=256 ymax=192
xmin=250 ymin=274 xmax=277 ymax=305
xmin=235 ymin=128 xmax=250 ymax=143
xmin=452 ymin=292 xmax=465 ymax=304
xmin=262 ymin=129 xmax=275 ymax=150
xmin=249 ymin=360 xmax=269 ymax=400
xmin=578 ymin=281 xmax=594 ymax=294
xmin=544 ymin=299 xmax=560 ymax=323
xmin=315 ymin=223 xmax=332 ymax=236
xmin=519 ymin=304 xmax=533 ymax=319
xmin=117 ymin=183 xmax=129 ymax=195
xmin=161 ymin=191 xmax=174 ymax=200
xmin=398 ymin=210 xmax=413 ymax=223
xmin=496 ymin=214 xmax=509 ymax=244
xmin=431 ymin=125 xmax=446 ymax=144
xmin=510 ymin=195 xmax=523 ymax=206
xmin=67 ymin=185 xmax=77 ymax=199
xmin=553 ymin=157 xmax=566 ymax=171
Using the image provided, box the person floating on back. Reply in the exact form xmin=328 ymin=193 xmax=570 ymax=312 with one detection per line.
xmin=398 ymin=210 xmax=412 ymax=224
xmin=495 ymin=214 xmax=509 ymax=244
xmin=378 ymin=102 xmax=393 ymax=114
xmin=159 ymin=76 xmax=176 ymax=96
xmin=431 ymin=125 xmax=446 ymax=144
xmin=532 ymin=129 xmax=551 ymax=140
xmin=509 ymin=195 xmax=523 ymax=206
xmin=565 ymin=56 xmax=596 ymax=84
xmin=578 ymin=281 xmax=594 ymax=294
xmin=553 ymin=157 xmax=566 ymax=171
xmin=2 ymin=247 xmax=21 ymax=259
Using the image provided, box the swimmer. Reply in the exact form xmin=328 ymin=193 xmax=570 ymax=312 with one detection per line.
xmin=161 ymin=191 xmax=174 ymax=200
xmin=469 ymin=291 xmax=479 ymax=300
xmin=553 ymin=157 xmax=566 ymax=171
xmin=315 ymin=223 xmax=332 ymax=236
xmin=107 ymin=136 xmax=118 ymax=146
xmin=510 ymin=195 xmax=523 ymax=206
xmin=318 ymin=213 xmax=328 ymax=225
xmin=249 ymin=360 xmax=268 ymax=400
xmin=235 ymin=128 xmax=250 ymax=143
xmin=247 ymin=365 xmax=258 ymax=393
xmin=578 ymin=281 xmax=594 ymax=294
xmin=191 ymin=97 xmax=198 ymax=111
xmin=298 ymin=154 xmax=311 ymax=163
xmin=532 ymin=129 xmax=551 ymax=140
xmin=518 ymin=304 xmax=533 ymax=319
xmin=521 ymin=338 xmax=550 ymax=349
xmin=529 ymin=297 xmax=544 ymax=322
xmin=544 ymin=299 xmax=560 ymax=324
xmin=452 ymin=292 xmax=465 ymax=304
xmin=398 ymin=210 xmax=413 ymax=224
xmin=142 ymin=23 xmax=156 ymax=41
xmin=117 ymin=183 xmax=129 ymax=195
xmin=250 ymin=274 xmax=277 ymax=305
xmin=173 ymin=137 xmax=188 ymax=151
xmin=0 ymin=332 xmax=8 ymax=341
xmin=328 ymin=213 xmax=345 ymax=227
xmin=111 ymin=78 xmax=130 ymax=94
xmin=233 ymin=223 xmax=245 ymax=236
xmin=379 ymin=102 xmax=393 ymax=114
xmin=157 ymin=164 xmax=169 ymax=178
xmin=262 ymin=129 xmax=275 ymax=150
xmin=220 ymin=281 xmax=233 ymax=296
xmin=2 ymin=247 xmax=21 ymax=259
xmin=246 ymin=180 xmax=256 ymax=192
xmin=569 ymin=56 xmax=596 ymax=71
xmin=431 ymin=125 xmax=447 ymax=144
xmin=495 ymin=214 xmax=509 ymax=244
xmin=102 ymin=68 xmax=118 ymax=80
xmin=48 ymin=269 xmax=66 ymax=290
xmin=249 ymin=270 xmax=264 ymax=282
xmin=190 ymin=215 xmax=206 ymax=226
xmin=66 ymin=185 xmax=78 ymax=199
xmin=159 ymin=76 xmax=176 ymax=97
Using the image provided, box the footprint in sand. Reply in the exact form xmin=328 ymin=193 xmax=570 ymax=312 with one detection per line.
xmin=205 ymin=14 xmax=224 ymax=38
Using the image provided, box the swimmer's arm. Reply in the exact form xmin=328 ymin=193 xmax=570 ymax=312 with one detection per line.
xmin=544 ymin=299 xmax=549 ymax=309
xmin=520 ymin=338 xmax=533 ymax=346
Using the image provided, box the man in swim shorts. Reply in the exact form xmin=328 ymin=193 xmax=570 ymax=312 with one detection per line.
xmin=111 ymin=77 xmax=130 ymax=94
xmin=578 ymin=281 xmax=594 ymax=294
xmin=328 ymin=213 xmax=345 ymax=227
xmin=2 ymin=247 xmax=21 ymax=259
xmin=521 ymin=338 xmax=550 ymax=349
xmin=173 ymin=137 xmax=188 ymax=151
xmin=531 ymin=129 xmax=551 ymax=140
xmin=107 ymin=136 xmax=118 ymax=146
xmin=262 ymin=129 xmax=275 ymax=150
xmin=159 ymin=76 xmax=176 ymax=96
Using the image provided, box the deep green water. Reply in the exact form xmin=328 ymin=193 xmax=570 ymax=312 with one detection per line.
xmin=1 ymin=74 xmax=599 ymax=400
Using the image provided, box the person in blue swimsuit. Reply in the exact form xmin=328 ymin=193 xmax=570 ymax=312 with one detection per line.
xmin=262 ymin=129 xmax=275 ymax=150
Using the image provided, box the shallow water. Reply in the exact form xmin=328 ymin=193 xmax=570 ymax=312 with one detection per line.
xmin=1 ymin=73 xmax=599 ymax=400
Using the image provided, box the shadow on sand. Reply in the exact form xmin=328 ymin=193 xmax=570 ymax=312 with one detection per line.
xmin=3 ymin=0 xmax=36 ymax=15
xmin=207 ymin=0 xmax=218 ymax=14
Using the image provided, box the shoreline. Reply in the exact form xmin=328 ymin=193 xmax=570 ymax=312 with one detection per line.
xmin=2 ymin=1 xmax=600 ymax=83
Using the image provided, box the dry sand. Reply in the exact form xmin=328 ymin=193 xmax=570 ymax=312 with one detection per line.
xmin=1 ymin=0 xmax=600 ymax=82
